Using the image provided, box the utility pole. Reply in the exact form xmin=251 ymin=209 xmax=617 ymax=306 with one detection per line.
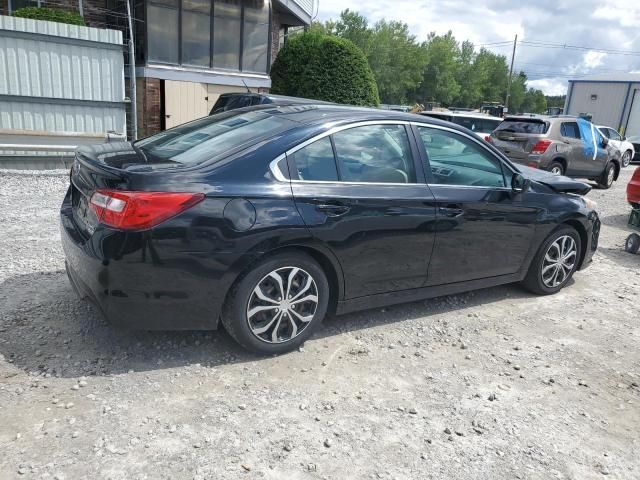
xmin=504 ymin=34 xmax=518 ymax=115
xmin=126 ymin=0 xmax=138 ymax=141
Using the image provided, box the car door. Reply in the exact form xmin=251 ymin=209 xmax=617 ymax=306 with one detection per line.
xmin=575 ymin=118 xmax=608 ymax=176
xmin=559 ymin=121 xmax=590 ymax=175
xmin=288 ymin=122 xmax=437 ymax=299
xmin=414 ymin=125 xmax=540 ymax=286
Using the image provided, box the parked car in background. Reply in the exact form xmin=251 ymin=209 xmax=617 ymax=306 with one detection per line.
xmin=61 ymin=105 xmax=600 ymax=354
xmin=628 ymin=166 xmax=640 ymax=208
xmin=626 ymin=135 xmax=640 ymax=164
xmin=597 ymin=125 xmax=635 ymax=167
xmin=489 ymin=116 xmax=622 ymax=189
xmin=210 ymin=93 xmax=328 ymax=114
xmin=417 ymin=111 xmax=502 ymax=140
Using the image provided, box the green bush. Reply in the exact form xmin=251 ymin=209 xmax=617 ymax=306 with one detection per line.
xmin=271 ymin=31 xmax=379 ymax=106
xmin=12 ymin=7 xmax=86 ymax=26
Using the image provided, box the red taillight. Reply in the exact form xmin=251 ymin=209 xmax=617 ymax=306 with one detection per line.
xmin=531 ymin=139 xmax=552 ymax=154
xmin=527 ymin=162 xmax=539 ymax=169
xmin=89 ymin=189 xmax=205 ymax=231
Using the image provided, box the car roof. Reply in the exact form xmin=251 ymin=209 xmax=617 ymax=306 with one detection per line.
xmin=218 ymin=92 xmax=332 ymax=105
xmin=247 ymin=103 xmax=458 ymax=127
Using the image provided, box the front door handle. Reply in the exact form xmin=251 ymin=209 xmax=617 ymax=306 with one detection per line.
xmin=438 ymin=205 xmax=464 ymax=218
xmin=316 ymin=203 xmax=350 ymax=217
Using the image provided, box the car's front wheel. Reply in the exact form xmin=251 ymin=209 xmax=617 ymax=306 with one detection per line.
xmin=221 ymin=252 xmax=329 ymax=354
xmin=521 ymin=226 xmax=582 ymax=295
xmin=622 ymin=150 xmax=632 ymax=168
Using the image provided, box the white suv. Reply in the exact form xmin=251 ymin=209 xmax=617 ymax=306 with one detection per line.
xmin=597 ymin=125 xmax=635 ymax=167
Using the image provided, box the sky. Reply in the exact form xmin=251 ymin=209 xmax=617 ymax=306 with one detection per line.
xmin=315 ymin=0 xmax=640 ymax=96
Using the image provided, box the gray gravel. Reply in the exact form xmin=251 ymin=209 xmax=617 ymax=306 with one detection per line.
xmin=1 ymin=167 xmax=639 ymax=479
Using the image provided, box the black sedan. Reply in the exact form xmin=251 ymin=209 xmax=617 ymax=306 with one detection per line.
xmin=61 ymin=105 xmax=600 ymax=354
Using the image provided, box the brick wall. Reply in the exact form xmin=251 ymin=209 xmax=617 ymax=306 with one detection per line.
xmin=136 ymin=77 xmax=162 ymax=138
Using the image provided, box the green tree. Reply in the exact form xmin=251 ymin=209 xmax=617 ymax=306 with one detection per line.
xmin=412 ymin=32 xmax=461 ymax=106
xmin=454 ymin=40 xmax=481 ymax=107
xmin=522 ymin=89 xmax=548 ymax=113
xmin=473 ymin=49 xmax=509 ymax=104
xmin=508 ymin=71 xmax=528 ymax=113
xmin=270 ymin=31 xmax=379 ymax=106
xmin=328 ymin=11 xmax=426 ymax=104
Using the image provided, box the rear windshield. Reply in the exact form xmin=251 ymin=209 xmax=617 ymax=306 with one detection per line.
xmin=495 ymin=120 xmax=549 ymax=135
xmin=451 ymin=117 xmax=502 ymax=133
xmin=135 ymin=110 xmax=292 ymax=166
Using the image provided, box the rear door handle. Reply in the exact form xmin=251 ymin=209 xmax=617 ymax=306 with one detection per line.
xmin=438 ymin=205 xmax=464 ymax=218
xmin=316 ymin=203 xmax=350 ymax=217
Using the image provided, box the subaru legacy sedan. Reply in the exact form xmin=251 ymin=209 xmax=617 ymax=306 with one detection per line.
xmin=61 ymin=105 xmax=600 ymax=354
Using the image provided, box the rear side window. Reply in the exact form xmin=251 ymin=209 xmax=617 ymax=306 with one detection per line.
xmin=495 ymin=120 xmax=549 ymax=134
xmin=289 ymin=137 xmax=338 ymax=181
xmin=135 ymin=111 xmax=291 ymax=166
xmin=332 ymin=125 xmax=416 ymax=183
xmin=560 ymin=122 xmax=581 ymax=139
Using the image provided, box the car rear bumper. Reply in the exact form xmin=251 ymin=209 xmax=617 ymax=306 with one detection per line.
xmin=60 ymin=191 xmax=227 ymax=330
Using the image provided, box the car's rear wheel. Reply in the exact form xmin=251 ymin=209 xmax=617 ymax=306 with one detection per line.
xmin=521 ymin=226 xmax=582 ymax=295
xmin=622 ymin=151 xmax=632 ymax=168
xmin=548 ymin=161 xmax=565 ymax=176
xmin=221 ymin=252 xmax=329 ymax=354
xmin=597 ymin=162 xmax=616 ymax=189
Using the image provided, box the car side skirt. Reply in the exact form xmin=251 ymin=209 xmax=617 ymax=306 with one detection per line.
xmin=336 ymin=272 xmax=524 ymax=315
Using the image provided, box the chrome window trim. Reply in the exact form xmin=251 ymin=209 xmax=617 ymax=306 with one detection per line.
xmin=269 ymin=119 xmax=516 ymax=188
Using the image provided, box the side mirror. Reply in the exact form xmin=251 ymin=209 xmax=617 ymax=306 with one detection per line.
xmin=601 ymin=137 xmax=609 ymax=147
xmin=512 ymin=172 xmax=531 ymax=193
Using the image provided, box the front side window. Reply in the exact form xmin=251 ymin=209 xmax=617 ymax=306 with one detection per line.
xmin=608 ymin=128 xmax=622 ymax=141
xmin=289 ymin=137 xmax=338 ymax=182
xmin=332 ymin=125 xmax=416 ymax=183
xmin=418 ymin=127 xmax=506 ymax=188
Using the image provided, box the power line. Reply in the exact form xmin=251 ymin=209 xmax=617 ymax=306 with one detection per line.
xmin=518 ymin=40 xmax=640 ymax=57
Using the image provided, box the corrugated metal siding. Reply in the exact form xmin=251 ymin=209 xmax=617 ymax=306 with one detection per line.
xmin=0 ymin=15 xmax=125 ymax=136
xmin=566 ymin=82 xmax=628 ymax=128
xmin=293 ymin=0 xmax=313 ymax=15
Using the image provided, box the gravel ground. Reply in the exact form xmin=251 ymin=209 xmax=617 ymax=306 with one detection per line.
xmin=0 ymin=167 xmax=639 ymax=480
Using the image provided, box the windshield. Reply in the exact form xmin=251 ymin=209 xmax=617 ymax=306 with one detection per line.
xmin=135 ymin=110 xmax=292 ymax=166
xmin=495 ymin=120 xmax=549 ymax=135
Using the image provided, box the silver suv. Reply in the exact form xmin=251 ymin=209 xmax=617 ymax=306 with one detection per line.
xmin=490 ymin=115 xmax=621 ymax=189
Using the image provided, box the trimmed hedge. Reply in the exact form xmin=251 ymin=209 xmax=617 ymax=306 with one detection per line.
xmin=12 ymin=7 xmax=86 ymax=26
xmin=271 ymin=32 xmax=379 ymax=106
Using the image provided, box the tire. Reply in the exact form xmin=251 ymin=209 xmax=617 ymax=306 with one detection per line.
xmin=625 ymin=233 xmax=640 ymax=254
xmin=521 ymin=225 xmax=582 ymax=295
xmin=597 ymin=162 xmax=616 ymax=189
xmin=221 ymin=251 xmax=330 ymax=355
xmin=548 ymin=161 xmax=565 ymax=176
xmin=622 ymin=150 xmax=632 ymax=168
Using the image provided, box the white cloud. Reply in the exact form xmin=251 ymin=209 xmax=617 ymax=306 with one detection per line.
xmin=528 ymin=78 xmax=568 ymax=96
xmin=583 ymin=51 xmax=607 ymax=68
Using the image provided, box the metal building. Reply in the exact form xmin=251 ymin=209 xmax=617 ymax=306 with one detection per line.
xmin=564 ymin=73 xmax=640 ymax=136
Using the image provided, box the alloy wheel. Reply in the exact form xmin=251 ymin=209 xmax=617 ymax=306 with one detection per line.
xmin=541 ymin=235 xmax=577 ymax=288
xmin=246 ymin=267 xmax=319 ymax=344
xmin=550 ymin=166 xmax=563 ymax=175
xmin=607 ymin=165 xmax=615 ymax=186
xmin=622 ymin=151 xmax=631 ymax=168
